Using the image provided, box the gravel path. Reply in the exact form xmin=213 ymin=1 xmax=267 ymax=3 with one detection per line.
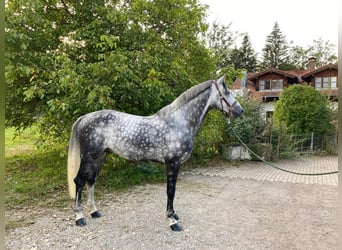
xmin=5 ymin=157 xmax=338 ymax=250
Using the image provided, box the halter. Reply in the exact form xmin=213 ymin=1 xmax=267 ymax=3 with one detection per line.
xmin=213 ymin=80 xmax=237 ymax=118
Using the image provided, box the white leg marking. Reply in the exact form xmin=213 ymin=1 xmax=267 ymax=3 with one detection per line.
xmin=168 ymin=217 xmax=178 ymax=226
xmin=74 ymin=192 xmax=85 ymax=221
xmin=87 ymin=185 xmax=98 ymax=214
xmin=76 ymin=212 xmax=85 ymax=221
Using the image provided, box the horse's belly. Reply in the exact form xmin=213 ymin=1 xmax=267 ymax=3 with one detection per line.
xmin=108 ymin=138 xmax=166 ymax=163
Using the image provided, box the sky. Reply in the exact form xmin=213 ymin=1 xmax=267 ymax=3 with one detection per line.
xmin=199 ymin=0 xmax=338 ymax=56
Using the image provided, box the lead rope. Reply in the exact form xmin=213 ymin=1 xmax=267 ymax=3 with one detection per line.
xmin=227 ymin=119 xmax=338 ymax=176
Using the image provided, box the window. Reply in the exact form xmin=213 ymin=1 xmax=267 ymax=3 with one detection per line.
xmin=264 ymin=80 xmax=270 ymax=90
xmin=259 ymin=79 xmax=283 ymax=91
xmin=259 ymin=80 xmax=264 ymax=90
xmin=272 ymin=79 xmax=283 ymax=90
xmin=314 ymin=76 xmax=337 ymax=89
xmin=323 ymin=77 xmax=329 ymax=88
xmin=331 ymin=77 xmax=337 ymax=88
xmin=259 ymin=80 xmax=270 ymax=90
xmin=315 ymin=77 xmax=322 ymax=89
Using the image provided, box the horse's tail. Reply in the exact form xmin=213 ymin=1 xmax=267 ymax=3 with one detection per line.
xmin=67 ymin=118 xmax=81 ymax=199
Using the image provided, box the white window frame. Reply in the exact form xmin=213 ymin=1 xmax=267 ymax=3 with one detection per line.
xmin=259 ymin=79 xmax=283 ymax=91
xmin=315 ymin=76 xmax=337 ymax=89
xmin=323 ymin=77 xmax=329 ymax=88
xmin=272 ymin=79 xmax=283 ymax=90
xmin=331 ymin=76 xmax=337 ymax=88
xmin=315 ymin=77 xmax=322 ymax=89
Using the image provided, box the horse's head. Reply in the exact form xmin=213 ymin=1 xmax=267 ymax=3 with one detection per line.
xmin=212 ymin=75 xmax=243 ymax=118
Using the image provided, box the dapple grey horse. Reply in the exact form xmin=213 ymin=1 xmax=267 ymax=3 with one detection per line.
xmin=67 ymin=75 xmax=243 ymax=231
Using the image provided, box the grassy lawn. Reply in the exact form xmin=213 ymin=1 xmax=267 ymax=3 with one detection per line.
xmin=5 ymin=126 xmax=70 ymax=208
xmin=5 ymin=126 xmax=41 ymax=156
xmin=5 ymin=126 xmax=165 ymax=211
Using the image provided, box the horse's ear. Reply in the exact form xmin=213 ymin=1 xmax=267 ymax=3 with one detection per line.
xmin=217 ymin=75 xmax=226 ymax=84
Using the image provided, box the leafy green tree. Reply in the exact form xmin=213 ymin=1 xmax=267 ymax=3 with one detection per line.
xmin=274 ymin=84 xmax=334 ymax=136
xmin=228 ymin=33 xmax=257 ymax=72
xmin=6 ymin=0 xmax=215 ymax=140
xmin=206 ymin=21 xmax=237 ymax=69
xmin=288 ymin=39 xmax=337 ymax=70
xmin=288 ymin=44 xmax=311 ymax=69
xmin=306 ymin=38 xmax=337 ymax=67
xmin=260 ymin=22 xmax=291 ymax=70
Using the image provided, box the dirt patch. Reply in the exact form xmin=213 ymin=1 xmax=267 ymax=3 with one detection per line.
xmin=5 ymin=172 xmax=337 ymax=249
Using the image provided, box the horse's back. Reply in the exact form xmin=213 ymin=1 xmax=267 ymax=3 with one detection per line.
xmin=75 ymin=109 xmax=168 ymax=162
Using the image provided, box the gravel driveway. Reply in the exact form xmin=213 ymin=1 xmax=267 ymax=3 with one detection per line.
xmin=5 ymin=156 xmax=338 ymax=249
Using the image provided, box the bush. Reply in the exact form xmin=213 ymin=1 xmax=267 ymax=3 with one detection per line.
xmin=274 ymin=84 xmax=335 ymax=136
xmin=263 ymin=121 xmax=298 ymax=159
xmin=224 ymin=97 xmax=266 ymax=152
xmin=191 ymin=111 xmax=226 ymax=163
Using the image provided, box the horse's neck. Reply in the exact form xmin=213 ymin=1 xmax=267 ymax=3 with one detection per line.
xmin=169 ymin=88 xmax=212 ymax=135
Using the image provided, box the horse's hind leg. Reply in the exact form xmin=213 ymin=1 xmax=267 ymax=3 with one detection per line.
xmin=74 ymin=171 xmax=87 ymax=226
xmin=74 ymin=152 xmax=105 ymax=226
xmin=86 ymin=170 xmax=101 ymax=219
xmin=74 ymin=158 xmax=101 ymax=226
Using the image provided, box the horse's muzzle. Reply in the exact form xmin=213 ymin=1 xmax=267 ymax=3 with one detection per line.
xmin=231 ymin=106 xmax=243 ymax=118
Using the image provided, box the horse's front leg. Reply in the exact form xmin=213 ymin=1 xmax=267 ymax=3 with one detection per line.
xmin=166 ymin=158 xmax=182 ymax=231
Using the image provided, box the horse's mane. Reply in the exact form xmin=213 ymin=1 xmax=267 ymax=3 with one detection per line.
xmin=156 ymin=80 xmax=213 ymax=116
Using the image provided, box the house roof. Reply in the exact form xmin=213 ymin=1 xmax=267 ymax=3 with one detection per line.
xmin=233 ymin=63 xmax=338 ymax=88
xmin=232 ymin=73 xmax=255 ymax=90
xmin=301 ymin=63 xmax=338 ymax=78
xmin=232 ymin=63 xmax=338 ymax=97
xmin=247 ymin=68 xmax=297 ymax=80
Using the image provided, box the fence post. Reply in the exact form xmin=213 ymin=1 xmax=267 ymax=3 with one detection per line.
xmin=310 ymin=132 xmax=314 ymax=151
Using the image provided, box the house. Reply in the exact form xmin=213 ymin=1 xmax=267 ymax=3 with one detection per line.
xmin=233 ymin=57 xmax=338 ymax=120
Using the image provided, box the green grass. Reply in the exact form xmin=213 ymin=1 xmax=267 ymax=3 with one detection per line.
xmin=99 ymin=159 xmax=165 ymax=190
xmin=5 ymin=126 xmax=165 ymax=211
xmin=5 ymin=126 xmax=41 ymax=156
xmin=5 ymin=143 xmax=70 ymax=208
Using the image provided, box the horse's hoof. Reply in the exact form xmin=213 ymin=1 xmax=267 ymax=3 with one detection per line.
xmin=91 ymin=211 xmax=101 ymax=218
xmin=170 ymin=223 xmax=183 ymax=231
xmin=75 ymin=218 xmax=87 ymax=226
xmin=167 ymin=211 xmax=180 ymax=221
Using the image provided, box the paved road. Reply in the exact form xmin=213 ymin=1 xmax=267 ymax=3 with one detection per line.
xmin=182 ymin=155 xmax=338 ymax=186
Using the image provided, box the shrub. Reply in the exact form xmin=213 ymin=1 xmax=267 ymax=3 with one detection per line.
xmin=274 ymin=84 xmax=335 ymax=136
xmin=191 ymin=111 xmax=226 ymax=163
xmin=224 ymin=97 xmax=266 ymax=147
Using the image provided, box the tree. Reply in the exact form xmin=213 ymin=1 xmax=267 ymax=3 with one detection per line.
xmin=306 ymin=38 xmax=337 ymax=67
xmin=288 ymin=44 xmax=311 ymax=69
xmin=274 ymin=84 xmax=334 ymax=136
xmin=288 ymin=39 xmax=337 ymax=70
xmin=260 ymin=22 xmax=291 ymax=70
xmin=228 ymin=33 xmax=257 ymax=72
xmin=206 ymin=21 xmax=237 ymax=69
xmin=6 ymin=0 xmax=215 ymax=140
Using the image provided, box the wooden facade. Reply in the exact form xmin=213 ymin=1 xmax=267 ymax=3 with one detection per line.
xmin=232 ymin=62 xmax=338 ymax=120
xmin=301 ymin=64 xmax=338 ymax=98
xmin=235 ymin=63 xmax=338 ymax=102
